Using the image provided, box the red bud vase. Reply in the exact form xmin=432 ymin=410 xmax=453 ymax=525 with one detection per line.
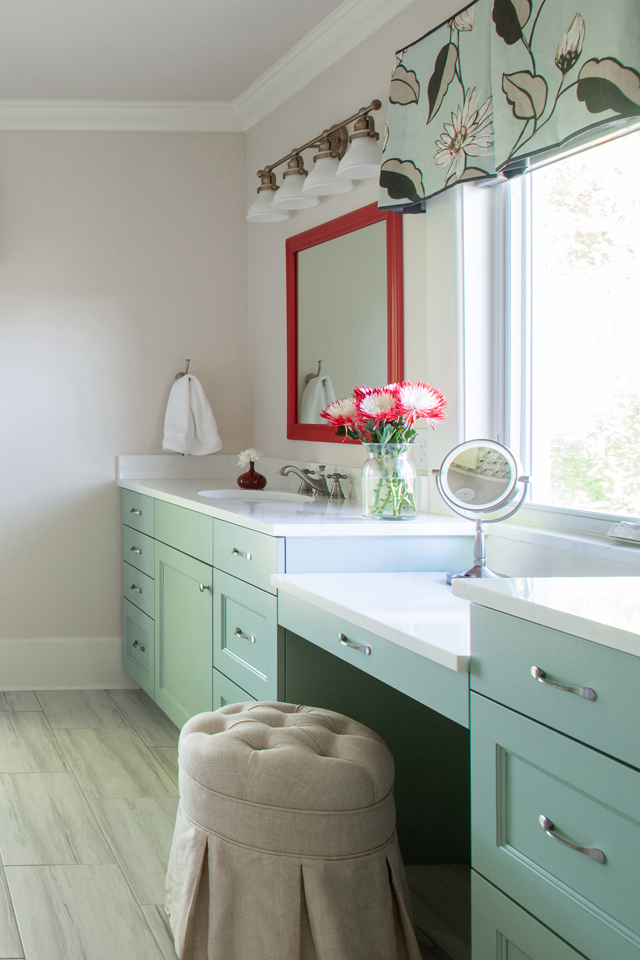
xmin=237 ymin=460 xmax=267 ymax=490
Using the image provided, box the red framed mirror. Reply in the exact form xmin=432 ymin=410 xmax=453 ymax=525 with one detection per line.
xmin=286 ymin=202 xmax=404 ymax=442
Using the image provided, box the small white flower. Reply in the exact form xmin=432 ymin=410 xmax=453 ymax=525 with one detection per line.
xmin=555 ymin=13 xmax=585 ymax=75
xmin=450 ymin=6 xmax=476 ymax=31
xmin=434 ymin=87 xmax=494 ymax=183
xmin=237 ymin=448 xmax=262 ymax=467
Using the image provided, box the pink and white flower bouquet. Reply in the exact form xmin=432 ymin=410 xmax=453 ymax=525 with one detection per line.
xmin=321 ymin=380 xmax=446 ymax=519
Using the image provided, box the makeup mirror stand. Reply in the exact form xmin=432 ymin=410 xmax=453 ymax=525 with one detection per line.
xmin=432 ymin=438 xmax=530 ymax=584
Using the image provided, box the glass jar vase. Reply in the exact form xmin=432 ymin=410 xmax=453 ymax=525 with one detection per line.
xmin=361 ymin=443 xmax=417 ymax=520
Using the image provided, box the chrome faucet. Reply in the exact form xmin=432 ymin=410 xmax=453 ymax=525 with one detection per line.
xmin=279 ymin=464 xmax=348 ymax=500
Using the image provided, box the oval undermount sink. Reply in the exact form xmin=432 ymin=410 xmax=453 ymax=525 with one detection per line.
xmin=198 ymin=489 xmax=313 ymax=503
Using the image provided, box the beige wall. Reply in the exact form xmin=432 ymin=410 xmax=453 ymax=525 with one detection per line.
xmin=246 ymin=0 xmax=463 ymax=471
xmin=0 ymin=131 xmax=249 ymax=640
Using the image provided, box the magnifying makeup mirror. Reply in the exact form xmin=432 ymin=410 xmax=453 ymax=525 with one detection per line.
xmin=432 ymin=439 xmax=530 ymax=584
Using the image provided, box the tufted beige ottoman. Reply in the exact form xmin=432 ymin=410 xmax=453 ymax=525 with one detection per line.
xmin=165 ymin=701 xmax=421 ymax=960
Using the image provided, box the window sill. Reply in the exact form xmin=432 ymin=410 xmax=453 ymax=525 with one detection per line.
xmin=489 ymin=503 xmax=640 ymax=569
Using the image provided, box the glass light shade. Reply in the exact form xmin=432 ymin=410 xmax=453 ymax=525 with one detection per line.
xmin=271 ymin=171 xmax=319 ymax=210
xmin=246 ymin=188 xmax=289 ymax=222
xmin=301 ymin=156 xmax=353 ymax=196
xmin=336 ymin=136 xmax=383 ymax=180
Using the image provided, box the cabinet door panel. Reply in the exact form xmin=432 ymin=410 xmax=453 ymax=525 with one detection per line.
xmin=213 ymin=669 xmax=256 ymax=710
xmin=472 ymin=693 xmax=640 ymax=960
xmin=122 ymin=598 xmax=154 ymax=697
xmin=214 ymin=571 xmax=279 ymax=701
xmin=472 ymin=872 xmax=582 ymax=960
xmin=155 ymin=543 xmax=213 ymax=729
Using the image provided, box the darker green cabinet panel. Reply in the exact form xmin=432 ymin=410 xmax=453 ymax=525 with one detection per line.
xmin=213 ymin=668 xmax=256 ymax=710
xmin=155 ymin=542 xmax=213 ymax=729
xmin=472 ymin=872 xmax=583 ymax=960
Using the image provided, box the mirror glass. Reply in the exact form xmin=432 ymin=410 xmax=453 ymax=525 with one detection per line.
xmin=297 ymin=220 xmax=386 ymax=420
xmin=286 ymin=203 xmax=403 ymax=442
xmin=446 ymin=445 xmax=513 ymax=507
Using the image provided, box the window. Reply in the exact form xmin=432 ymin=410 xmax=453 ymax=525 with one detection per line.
xmin=505 ymin=131 xmax=640 ymax=520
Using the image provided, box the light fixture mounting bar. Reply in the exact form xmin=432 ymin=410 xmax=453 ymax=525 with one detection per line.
xmin=257 ymin=100 xmax=382 ymax=178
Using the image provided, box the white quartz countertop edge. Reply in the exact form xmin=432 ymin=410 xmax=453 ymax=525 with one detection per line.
xmin=452 ymin=577 xmax=640 ymax=659
xmin=118 ymin=479 xmax=473 ymax=538
xmin=272 ymin=572 xmax=470 ymax=673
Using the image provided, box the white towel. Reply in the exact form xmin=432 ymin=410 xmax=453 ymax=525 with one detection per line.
xmin=162 ymin=374 xmax=222 ymax=455
xmin=299 ymin=375 xmax=336 ymax=424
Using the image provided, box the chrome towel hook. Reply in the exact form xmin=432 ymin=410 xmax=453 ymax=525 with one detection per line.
xmin=175 ymin=359 xmax=191 ymax=381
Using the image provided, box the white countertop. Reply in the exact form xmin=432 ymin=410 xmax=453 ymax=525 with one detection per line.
xmin=118 ymin=479 xmax=473 ymax=538
xmin=452 ymin=576 xmax=640 ymax=658
xmin=272 ymin=571 xmax=470 ymax=672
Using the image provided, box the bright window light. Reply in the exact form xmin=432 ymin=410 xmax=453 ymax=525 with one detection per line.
xmin=526 ymin=130 xmax=640 ymax=518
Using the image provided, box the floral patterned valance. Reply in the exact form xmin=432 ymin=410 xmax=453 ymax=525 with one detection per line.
xmin=379 ymin=0 xmax=640 ymax=212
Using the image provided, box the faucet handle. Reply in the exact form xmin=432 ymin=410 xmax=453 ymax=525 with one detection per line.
xmin=327 ymin=472 xmax=348 ymax=500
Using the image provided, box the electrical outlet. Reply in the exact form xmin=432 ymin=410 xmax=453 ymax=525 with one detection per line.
xmin=415 ymin=433 xmax=428 ymax=466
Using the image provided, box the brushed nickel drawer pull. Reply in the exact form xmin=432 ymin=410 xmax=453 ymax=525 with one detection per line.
xmin=530 ymin=666 xmax=596 ymax=701
xmin=129 ymin=508 xmax=142 ymax=515
xmin=231 ymin=548 xmax=252 ymax=560
xmin=132 ymin=640 xmax=146 ymax=653
xmin=235 ymin=627 xmax=256 ymax=643
xmin=199 ymin=583 xmax=211 ymax=592
xmin=539 ymin=816 xmax=605 ymax=864
xmin=130 ymin=546 xmax=142 ymax=555
xmin=339 ymin=633 xmax=371 ymax=656
xmin=130 ymin=584 xmax=142 ymax=593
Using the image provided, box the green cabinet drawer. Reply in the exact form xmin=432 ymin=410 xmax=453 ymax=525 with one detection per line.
xmin=472 ymin=872 xmax=583 ymax=960
xmin=213 ymin=668 xmax=257 ymax=710
xmin=121 ymin=489 xmax=155 ymax=537
xmin=277 ymin=591 xmax=469 ymax=727
xmin=155 ymin=542 xmax=213 ymax=729
xmin=470 ymin=605 xmax=640 ymax=769
xmin=471 ymin=692 xmax=640 ymax=960
xmin=122 ymin=561 xmax=154 ymax=619
xmin=122 ymin=598 xmax=154 ymax=697
xmin=213 ymin=520 xmax=281 ymax=594
xmin=214 ymin=571 xmax=279 ymax=701
xmin=122 ymin=526 xmax=155 ymax=578
xmin=155 ymin=500 xmax=213 ymax=566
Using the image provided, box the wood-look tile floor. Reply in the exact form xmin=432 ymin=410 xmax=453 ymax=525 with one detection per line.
xmin=0 ymin=689 xmax=470 ymax=960
xmin=0 ymin=689 xmax=180 ymax=960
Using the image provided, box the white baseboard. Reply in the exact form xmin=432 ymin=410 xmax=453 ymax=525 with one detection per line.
xmin=0 ymin=637 xmax=139 ymax=691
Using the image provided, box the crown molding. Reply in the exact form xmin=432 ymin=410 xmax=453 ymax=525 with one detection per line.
xmin=0 ymin=99 xmax=244 ymax=132
xmin=0 ymin=0 xmax=414 ymax=133
xmin=234 ymin=0 xmax=415 ymax=130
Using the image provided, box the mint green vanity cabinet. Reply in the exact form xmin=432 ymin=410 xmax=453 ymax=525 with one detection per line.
xmin=122 ymin=489 xmax=155 ymax=537
xmin=122 ymin=526 xmax=155 ymax=579
xmin=470 ymin=602 xmax=640 ymax=960
xmin=213 ymin=571 xmax=280 ymax=702
xmin=122 ymin=561 xmax=154 ymax=620
xmin=472 ymin=692 xmax=640 ymax=960
xmin=213 ymin=668 xmax=257 ymax=709
xmin=470 ymin=606 xmax=640 ymax=769
xmin=154 ymin=541 xmax=214 ymax=729
xmin=155 ymin=500 xmax=213 ymax=566
xmin=122 ymin=597 xmax=155 ymax=697
xmin=472 ymin=873 xmax=583 ymax=960
xmin=277 ymin=590 xmax=469 ymax=727
xmin=213 ymin=520 xmax=282 ymax=595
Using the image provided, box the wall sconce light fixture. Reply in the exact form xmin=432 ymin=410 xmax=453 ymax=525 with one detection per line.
xmin=246 ymin=100 xmax=382 ymax=223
